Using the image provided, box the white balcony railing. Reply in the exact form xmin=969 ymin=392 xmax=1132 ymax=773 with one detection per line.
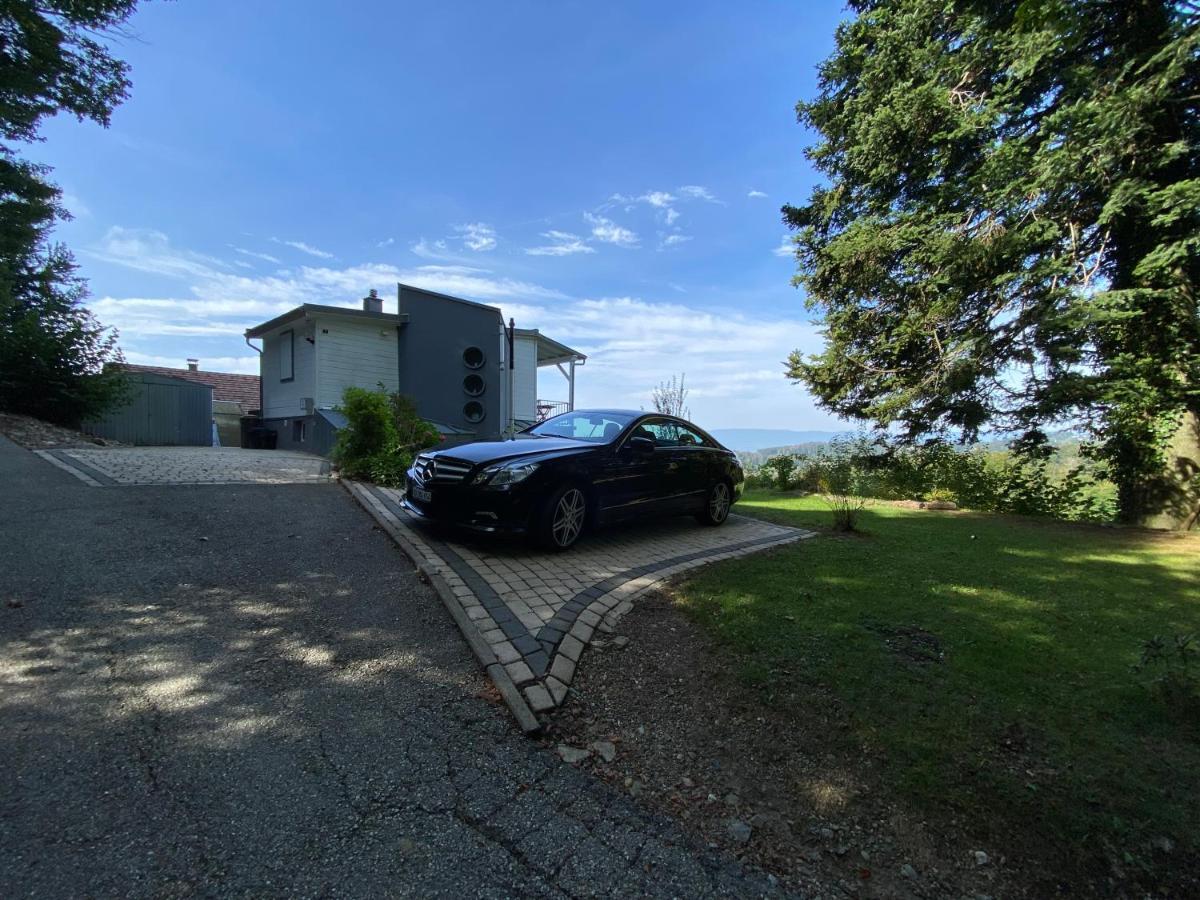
xmin=536 ymin=399 xmax=570 ymax=421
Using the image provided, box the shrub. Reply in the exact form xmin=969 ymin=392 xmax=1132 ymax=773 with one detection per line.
xmin=1133 ymin=633 xmax=1199 ymax=717
xmin=817 ymin=438 xmax=874 ymax=531
xmin=761 ymin=453 xmax=798 ymax=490
xmin=332 ymin=385 xmax=439 ymax=487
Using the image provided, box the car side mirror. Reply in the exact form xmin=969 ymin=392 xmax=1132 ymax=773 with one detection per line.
xmin=627 ymin=436 xmax=655 ymax=454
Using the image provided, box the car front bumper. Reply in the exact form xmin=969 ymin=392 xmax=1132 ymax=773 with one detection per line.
xmin=401 ymin=473 xmax=537 ymax=535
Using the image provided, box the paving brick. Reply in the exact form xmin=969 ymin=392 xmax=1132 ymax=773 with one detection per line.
xmin=550 ymin=653 xmax=576 ymax=685
xmin=505 ymin=660 xmax=536 ymax=685
xmin=559 ymin=634 xmax=584 ymax=663
xmin=524 ymin=683 xmax=555 ymax=712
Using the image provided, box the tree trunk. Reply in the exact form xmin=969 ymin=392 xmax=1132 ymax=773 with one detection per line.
xmin=1134 ymin=409 xmax=1200 ymax=531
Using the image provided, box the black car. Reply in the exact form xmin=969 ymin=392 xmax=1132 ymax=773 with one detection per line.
xmin=402 ymin=409 xmax=743 ymax=550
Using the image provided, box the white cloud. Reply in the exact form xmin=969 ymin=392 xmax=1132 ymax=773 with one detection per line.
xmin=747 ymin=189 xmax=768 ymax=199
xmin=231 ymin=246 xmax=281 ymax=264
xmin=411 ymin=237 xmax=450 ymax=260
xmin=376 ymin=237 xmax=395 ymax=248
xmin=678 ymin=185 xmax=720 ymax=203
xmin=659 ymin=234 xmax=692 ymax=249
xmin=90 ymin=227 xmax=230 ymax=280
xmin=499 ymin=295 xmax=830 ymax=426
xmin=525 ymin=230 xmax=595 ymax=257
xmin=584 ymin=213 xmax=639 ymax=248
xmin=123 ymin=351 xmax=261 ymax=375
xmin=61 ymin=192 xmax=91 ymax=218
xmin=455 ymin=222 xmax=497 ymax=252
xmin=773 ymin=236 xmax=796 ymax=258
xmin=664 ymin=208 xmax=680 ymax=226
xmin=639 ymin=191 xmax=676 ymax=208
xmin=271 ymin=237 xmax=336 ymax=259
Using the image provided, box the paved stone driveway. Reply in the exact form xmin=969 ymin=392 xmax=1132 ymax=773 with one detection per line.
xmin=37 ymin=446 xmax=331 ymax=486
xmin=349 ymin=483 xmax=815 ymax=728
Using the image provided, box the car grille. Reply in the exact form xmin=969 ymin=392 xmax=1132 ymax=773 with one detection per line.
xmin=414 ymin=454 xmax=473 ymax=484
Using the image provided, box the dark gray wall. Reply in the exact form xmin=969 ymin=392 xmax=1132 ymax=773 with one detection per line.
xmin=396 ymin=285 xmax=504 ymax=440
xmin=84 ymin=373 xmax=212 ymax=446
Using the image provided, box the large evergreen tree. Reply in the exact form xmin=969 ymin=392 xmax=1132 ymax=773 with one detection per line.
xmin=0 ymin=0 xmax=138 ymax=425
xmin=784 ymin=0 xmax=1199 ymax=528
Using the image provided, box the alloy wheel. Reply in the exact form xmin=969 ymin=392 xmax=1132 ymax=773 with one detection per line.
xmin=709 ymin=482 xmax=731 ymax=523
xmin=552 ymin=488 xmax=586 ymax=547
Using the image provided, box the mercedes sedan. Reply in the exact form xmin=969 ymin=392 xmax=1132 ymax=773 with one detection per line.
xmin=402 ymin=409 xmax=743 ymax=550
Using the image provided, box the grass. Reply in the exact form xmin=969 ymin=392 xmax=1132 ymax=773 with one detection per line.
xmin=676 ymin=490 xmax=1200 ymax=878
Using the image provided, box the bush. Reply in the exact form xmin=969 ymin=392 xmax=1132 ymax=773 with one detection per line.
xmin=760 ymin=453 xmax=798 ymax=490
xmin=331 ymin=385 xmax=440 ymax=487
xmin=752 ymin=431 xmax=1117 ymax=524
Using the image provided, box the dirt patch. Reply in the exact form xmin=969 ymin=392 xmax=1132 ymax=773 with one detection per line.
xmin=0 ymin=412 xmax=120 ymax=450
xmin=541 ymin=591 xmax=1060 ymax=899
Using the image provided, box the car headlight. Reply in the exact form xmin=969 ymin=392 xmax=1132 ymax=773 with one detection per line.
xmin=473 ymin=460 xmax=540 ymax=487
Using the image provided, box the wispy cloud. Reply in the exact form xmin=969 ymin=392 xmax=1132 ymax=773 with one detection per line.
xmin=271 ymin=237 xmax=336 ymax=259
xmin=525 ymin=230 xmax=595 ymax=257
xmin=640 ymin=191 xmax=675 ymax=208
xmin=90 ymin=227 xmax=230 ymax=280
xmin=773 ymin=236 xmax=796 ymax=258
xmin=455 ymin=222 xmax=497 ymax=252
xmin=747 ymin=189 xmax=768 ymax=199
xmin=664 ymin=208 xmax=680 ymax=226
xmin=659 ymin=234 xmax=692 ymax=249
xmin=231 ymin=246 xmax=281 ymax=264
xmin=584 ymin=213 xmax=639 ymax=248
xmin=411 ymin=237 xmax=450 ymax=260
xmin=376 ymin=237 xmax=395 ymax=248
xmin=678 ymin=185 xmax=720 ymax=203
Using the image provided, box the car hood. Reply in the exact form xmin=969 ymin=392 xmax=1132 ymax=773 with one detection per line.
xmin=428 ymin=436 xmax=597 ymax=466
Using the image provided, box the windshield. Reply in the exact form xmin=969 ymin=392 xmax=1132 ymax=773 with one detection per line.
xmin=525 ymin=411 xmax=635 ymax=443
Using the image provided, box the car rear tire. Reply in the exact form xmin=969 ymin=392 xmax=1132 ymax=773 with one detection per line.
xmin=536 ymin=484 xmax=588 ymax=551
xmin=696 ymin=480 xmax=732 ymax=526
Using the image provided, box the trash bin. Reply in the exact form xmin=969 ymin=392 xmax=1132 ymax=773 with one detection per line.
xmin=261 ymin=428 xmax=277 ymax=450
xmin=240 ymin=415 xmax=262 ymax=449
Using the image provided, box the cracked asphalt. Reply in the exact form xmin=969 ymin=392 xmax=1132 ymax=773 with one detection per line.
xmin=0 ymin=436 xmax=784 ymax=898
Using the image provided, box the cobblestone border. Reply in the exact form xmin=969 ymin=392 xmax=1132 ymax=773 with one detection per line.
xmin=345 ymin=479 xmax=817 ymax=733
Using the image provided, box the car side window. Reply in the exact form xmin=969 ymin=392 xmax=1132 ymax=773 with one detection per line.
xmin=639 ymin=418 xmax=708 ymax=448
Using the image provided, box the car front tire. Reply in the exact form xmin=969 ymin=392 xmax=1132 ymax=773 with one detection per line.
xmin=697 ymin=480 xmax=732 ymax=526
xmin=536 ymin=484 xmax=588 ymax=551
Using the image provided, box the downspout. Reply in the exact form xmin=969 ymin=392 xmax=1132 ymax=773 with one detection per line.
xmin=507 ymin=317 xmax=516 ymax=438
xmin=244 ymin=335 xmax=263 ymax=416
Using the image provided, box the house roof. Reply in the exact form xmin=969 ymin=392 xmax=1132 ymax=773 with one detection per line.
xmin=244 ymin=303 xmax=408 ymax=338
xmin=119 ymin=364 xmax=260 ymax=410
xmin=514 ymin=328 xmax=587 ymax=365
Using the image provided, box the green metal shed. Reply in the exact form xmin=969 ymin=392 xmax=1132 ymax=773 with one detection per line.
xmin=83 ymin=371 xmax=214 ymax=446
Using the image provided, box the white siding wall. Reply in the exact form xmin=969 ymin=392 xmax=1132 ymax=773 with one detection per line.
xmin=513 ymin=335 xmax=539 ymax=420
xmin=261 ymin=323 xmax=316 ymax=418
xmin=315 ymin=316 xmax=399 ymax=409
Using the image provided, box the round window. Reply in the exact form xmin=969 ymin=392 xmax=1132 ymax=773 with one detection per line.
xmin=463 ymin=401 xmax=485 ymax=423
xmin=463 ymin=373 xmax=485 ymax=396
xmin=462 ymin=346 xmax=485 ymax=369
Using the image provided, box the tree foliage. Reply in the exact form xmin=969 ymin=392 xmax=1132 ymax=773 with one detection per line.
xmin=0 ymin=1 xmax=137 ymax=425
xmin=784 ymin=0 xmax=1199 ymax=526
xmin=651 ymin=372 xmax=691 ymax=419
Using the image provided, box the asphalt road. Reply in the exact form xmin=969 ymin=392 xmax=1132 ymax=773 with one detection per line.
xmin=0 ymin=436 xmax=780 ymax=899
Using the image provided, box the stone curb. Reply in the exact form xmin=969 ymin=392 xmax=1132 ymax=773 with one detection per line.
xmin=342 ymin=479 xmax=542 ymax=734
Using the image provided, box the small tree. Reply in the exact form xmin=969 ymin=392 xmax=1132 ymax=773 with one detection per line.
xmin=651 ymin=373 xmax=691 ymax=419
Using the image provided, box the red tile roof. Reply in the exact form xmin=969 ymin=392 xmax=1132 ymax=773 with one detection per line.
xmin=120 ymin=364 xmax=260 ymax=411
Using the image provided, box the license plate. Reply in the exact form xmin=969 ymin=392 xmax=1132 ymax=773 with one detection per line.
xmin=410 ymin=485 xmax=432 ymax=503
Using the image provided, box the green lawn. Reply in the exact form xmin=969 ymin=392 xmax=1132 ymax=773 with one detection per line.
xmin=678 ymin=491 xmax=1200 ymax=875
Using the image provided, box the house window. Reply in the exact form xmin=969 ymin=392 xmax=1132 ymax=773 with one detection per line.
xmin=292 ymin=420 xmax=306 ymax=443
xmin=280 ymin=329 xmax=294 ymax=382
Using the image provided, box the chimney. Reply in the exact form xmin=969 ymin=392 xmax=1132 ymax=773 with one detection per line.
xmin=363 ymin=289 xmax=382 ymax=314
xmin=187 ymin=358 xmax=199 ymax=372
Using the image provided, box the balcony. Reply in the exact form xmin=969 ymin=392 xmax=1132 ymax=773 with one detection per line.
xmin=536 ymin=399 xmax=570 ymax=421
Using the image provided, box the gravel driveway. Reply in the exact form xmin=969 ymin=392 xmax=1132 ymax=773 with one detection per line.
xmin=0 ymin=437 xmax=782 ymax=898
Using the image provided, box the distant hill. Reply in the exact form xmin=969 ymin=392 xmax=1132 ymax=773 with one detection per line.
xmin=709 ymin=428 xmax=841 ymax=452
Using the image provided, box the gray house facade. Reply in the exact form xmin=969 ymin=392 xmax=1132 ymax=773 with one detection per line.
xmin=244 ymin=284 xmax=585 ymax=456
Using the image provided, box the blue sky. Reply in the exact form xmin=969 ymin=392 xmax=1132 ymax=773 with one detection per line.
xmin=32 ymin=1 xmax=848 ymax=429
